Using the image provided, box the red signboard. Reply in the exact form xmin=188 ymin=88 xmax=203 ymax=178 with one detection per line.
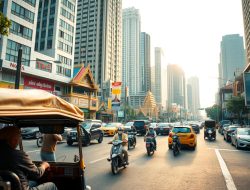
xmin=24 ymin=76 xmax=54 ymax=92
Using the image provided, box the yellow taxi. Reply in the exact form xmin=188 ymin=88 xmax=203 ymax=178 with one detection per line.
xmin=168 ymin=125 xmax=197 ymax=150
xmin=100 ymin=122 xmax=124 ymax=136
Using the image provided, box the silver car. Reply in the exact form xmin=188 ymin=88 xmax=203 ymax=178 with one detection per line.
xmin=231 ymin=128 xmax=250 ymax=149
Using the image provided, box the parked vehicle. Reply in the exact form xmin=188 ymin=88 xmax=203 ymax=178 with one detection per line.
xmin=204 ymin=120 xmax=216 ymax=141
xmin=224 ymin=125 xmax=240 ymax=142
xmin=168 ymin=126 xmax=197 ymax=150
xmin=101 ymin=122 xmax=123 ymax=136
xmin=67 ymin=121 xmax=103 ymax=146
xmin=231 ymin=128 xmax=250 ymax=149
xmin=133 ymin=120 xmax=150 ymax=135
xmin=127 ymin=131 xmax=137 ymax=150
xmin=124 ymin=121 xmax=134 ymax=131
xmin=172 ymin=134 xmax=181 ymax=156
xmin=149 ymin=123 xmax=158 ymax=129
xmin=21 ymin=127 xmax=41 ymax=139
xmin=190 ymin=124 xmax=200 ymax=134
xmin=145 ymin=136 xmax=155 ymax=156
xmin=155 ymin=123 xmax=170 ymax=135
xmin=0 ymin=89 xmax=91 ymax=190
xmin=107 ymin=140 xmax=128 ymax=175
xmin=220 ymin=124 xmax=230 ymax=135
xmin=218 ymin=120 xmax=231 ymax=134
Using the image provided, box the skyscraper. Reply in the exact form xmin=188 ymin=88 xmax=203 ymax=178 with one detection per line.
xmin=153 ymin=47 xmax=167 ymax=109
xmin=122 ymin=7 xmax=141 ymax=97
xmin=219 ymin=34 xmax=246 ymax=88
xmin=187 ymin=76 xmax=200 ymax=119
xmin=140 ymin=32 xmax=151 ymax=93
xmin=242 ymin=0 xmax=250 ymax=66
xmin=167 ymin=64 xmax=187 ymax=110
xmin=74 ymin=0 xmax=122 ymax=98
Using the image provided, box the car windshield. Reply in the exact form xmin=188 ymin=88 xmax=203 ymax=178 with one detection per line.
xmin=125 ymin=122 xmax=133 ymax=126
xmin=134 ymin=121 xmax=145 ymax=126
xmin=229 ymin=127 xmax=238 ymax=131
xmin=105 ymin=123 xmax=120 ymax=128
xmin=238 ymin=129 xmax=250 ymax=135
xmin=159 ymin=124 xmax=168 ymax=127
xmin=82 ymin=123 xmax=91 ymax=129
xmin=172 ymin=127 xmax=191 ymax=133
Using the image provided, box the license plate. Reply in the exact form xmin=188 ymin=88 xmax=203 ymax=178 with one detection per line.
xmin=72 ymin=137 xmax=76 ymax=140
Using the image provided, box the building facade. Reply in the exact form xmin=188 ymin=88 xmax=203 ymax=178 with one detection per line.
xmin=122 ymin=7 xmax=141 ymax=98
xmin=187 ymin=76 xmax=200 ymax=119
xmin=242 ymin=0 xmax=250 ymax=66
xmin=140 ymin=32 xmax=151 ymax=93
xmin=153 ymin=47 xmax=167 ymax=110
xmin=167 ymin=64 xmax=187 ymax=111
xmin=74 ymin=0 xmax=122 ymax=100
xmin=218 ymin=34 xmax=246 ymax=88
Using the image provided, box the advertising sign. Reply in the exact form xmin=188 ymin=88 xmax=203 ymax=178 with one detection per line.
xmin=243 ymin=72 xmax=250 ymax=106
xmin=118 ymin=110 xmax=124 ymax=118
xmin=24 ymin=76 xmax=54 ymax=92
xmin=112 ymin=82 xmax=122 ymax=110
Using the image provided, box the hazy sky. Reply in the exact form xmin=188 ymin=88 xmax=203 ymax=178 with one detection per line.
xmin=122 ymin=0 xmax=245 ymax=108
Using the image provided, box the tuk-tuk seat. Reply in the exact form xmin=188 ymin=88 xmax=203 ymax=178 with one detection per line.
xmin=0 ymin=170 xmax=22 ymax=190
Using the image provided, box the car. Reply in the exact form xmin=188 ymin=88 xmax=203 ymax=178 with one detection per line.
xmin=231 ymin=128 xmax=250 ymax=149
xmin=190 ymin=123 xmax=200 ymax=134
xmin=220 ymin=124 xmax=230 ymax=135
xmin=224 ymin=125 xmax=240 ymax=142
xmin=168 ymin=126 xmax=197 ymax=150
xmin=218 ymin=120 xmax=231 ymax=134
xmin=21 ymin=127 xmax=41 ymax=139
xmin=67 ymin=121 xmax=104 ymax=146
xmin=155 ymin=123 xmax=170 ymax=135
xmin=100 ymin=122 xmax=123 ymax=136
xmin=124 ymin=121 xmax=134 ymax=132
xmin=133 ymin=120 xmax=150 ymax=135
xmin=149 ymin=122 xmax=158 ymax=129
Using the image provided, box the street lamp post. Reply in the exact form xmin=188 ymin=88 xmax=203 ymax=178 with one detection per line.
xmin=15 ymin=48 xmax=22 ymax=89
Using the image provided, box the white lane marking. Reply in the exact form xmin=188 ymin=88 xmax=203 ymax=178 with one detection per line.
xmin=208 ymin=148 xmax=240 ymax=152
xmin=215 ymin=149 xmax=237 ymax=190
xmin=89 ymin=157 xmax=107 ymax=164
xmin=27 ymin=150 xmax=40 ymax=153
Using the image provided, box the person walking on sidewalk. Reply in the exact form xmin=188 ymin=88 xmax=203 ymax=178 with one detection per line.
xmin=40 ymin=134 xmax=62 ymax=162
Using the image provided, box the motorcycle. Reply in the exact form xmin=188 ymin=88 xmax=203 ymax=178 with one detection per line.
xmin=145 ymin=136 xmax=155 ymax=156
xmin=128 ymin=132 xmax=136 ymax=150
xmin=107 ymin=140 xmax=128 ymax=175
xmin=172 ymin=134 xmax=181 ymax=156
xmin=207 ymin=129 xmax=213 ymax=141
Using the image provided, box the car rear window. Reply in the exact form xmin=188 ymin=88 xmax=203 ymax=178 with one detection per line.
xmin=238 ymin=129 xmax=250 ymax=135
xmin=172 ymin=127 xmax=191 ymax=133
xmin=134 ymin=121 xmax=145 ymax=127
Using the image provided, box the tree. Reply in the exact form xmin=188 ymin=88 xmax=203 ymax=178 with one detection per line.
xmin=205 ymin=104 xmax=221 ymax=122
xmin=0 ymin=2 xmax=11 ymax=36
xmin=226 ymin=96 xmax=245 ymax=122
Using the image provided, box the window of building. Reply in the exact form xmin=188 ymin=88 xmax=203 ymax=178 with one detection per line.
xmin=11 ymin=2 xmax=35 ymax=23
xmin=23 ymin=0 xmax=36 ymax=7
xmin=47 ymin=39 xmax=52 ymax=49
xmin=10 ymin=20 xmax=33 ymax=40
xmin=40 ymin=41 xmax=45 ymax=50
xmin=49 ymin=18 xmax=54 ymax=26
xmin=5 ymin=39 xmax=31 ymax=66
xmin=48 ymin=28 xmax=53 ymax=37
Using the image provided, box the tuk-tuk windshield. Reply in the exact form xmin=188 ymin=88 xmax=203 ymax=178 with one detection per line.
xmin=205 ymin=120 xmax=216 ymax=128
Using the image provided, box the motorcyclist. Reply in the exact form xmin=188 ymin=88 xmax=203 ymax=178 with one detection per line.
xmin=145 ymin=126 xmax=157 ymax=150
xmin=110 ymin=127 xmax=129 ymax=164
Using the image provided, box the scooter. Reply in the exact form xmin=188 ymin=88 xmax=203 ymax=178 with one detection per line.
xmin=36 ymin=134 xmax=43 ymax=147
xmin=172 ymin=134 xmax=181 ymax=156
xmin=107 ymin=140 xmax=128 ymax=175
xmin=145 ymin=136 xmax=155 ymax=156
xmin=128 ymin=132 xmax=136 ymax=150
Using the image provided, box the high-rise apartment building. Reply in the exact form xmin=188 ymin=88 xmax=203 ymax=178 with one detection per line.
xmin=35 ymin=0 xmax=77 ymax=79
xmin=0 ymin=0 xmax=77 ymax=95
xmin=187 ymin=76 xmax=200 ymax=119
xmin=140 ymin=32 xmax=151 ymax=93
xmin=218 ymin=34 xmax=246 ymax=88
xmin=167 ymin=64 xmax=187 ymax=110
xmin=242 ymin=0 xmax=250 ymax=66
xmin=122 ymin=7 xmax=141 ymax=97
xmin=74 ymin=0 xmax=122 ymax=98
xmin=153 ymin=47 xmax=167 ymax=109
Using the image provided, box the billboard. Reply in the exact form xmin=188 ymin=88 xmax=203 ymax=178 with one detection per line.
xmin=243 ymin=72 xmax=250 ymax=106
xmin=112 ymin=82 xmax=122 ymax=110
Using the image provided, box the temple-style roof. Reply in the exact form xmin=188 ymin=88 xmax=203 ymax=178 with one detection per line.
xmin=70 ymin=64 xmax=98 ymax=90
xmin=139 ymin=91 xmax=158 ymax=118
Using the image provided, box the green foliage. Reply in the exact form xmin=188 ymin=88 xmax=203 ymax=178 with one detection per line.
xmin=0 ymin=6 xmax=11 ymax=36
xmin=226 ymin=96 xmax=245 ymax=119
xmin=205 ymin=104 xmax=221 ymax=122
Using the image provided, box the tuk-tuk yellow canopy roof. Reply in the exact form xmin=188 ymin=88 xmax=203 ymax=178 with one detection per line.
xmin=0 ymin=88 xmax=84 ymax=122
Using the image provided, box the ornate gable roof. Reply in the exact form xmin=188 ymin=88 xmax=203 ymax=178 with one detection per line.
xmin=70 ymin=64 xmax=98 ymax=90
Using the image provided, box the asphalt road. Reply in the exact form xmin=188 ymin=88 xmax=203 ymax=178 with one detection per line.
xmin=24 ymin=129 xmax=250 ymax=190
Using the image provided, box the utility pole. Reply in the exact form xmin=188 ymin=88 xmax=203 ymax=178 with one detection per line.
xmin=15 ymin=48 xmax=22 ymax=89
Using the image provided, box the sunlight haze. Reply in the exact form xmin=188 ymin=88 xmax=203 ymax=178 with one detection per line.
xmin=122 ymin=0 xmax=245 ymax=108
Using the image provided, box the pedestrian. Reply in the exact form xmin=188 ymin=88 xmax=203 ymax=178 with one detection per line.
xmin=40 ymin=134 xmax=62 ymax=162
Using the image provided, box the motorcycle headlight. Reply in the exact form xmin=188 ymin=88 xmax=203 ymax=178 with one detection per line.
xmin=112 ymin=154 xmax=117 ymax=158
xmin=208 ymin=130 xmax=212 ymax=134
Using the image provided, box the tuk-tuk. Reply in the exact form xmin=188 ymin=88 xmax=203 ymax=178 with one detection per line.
xmin=0 ymin=88 xmax=91 ymax=190
xmin=204 ymin=119 xmax=216 ymax=141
